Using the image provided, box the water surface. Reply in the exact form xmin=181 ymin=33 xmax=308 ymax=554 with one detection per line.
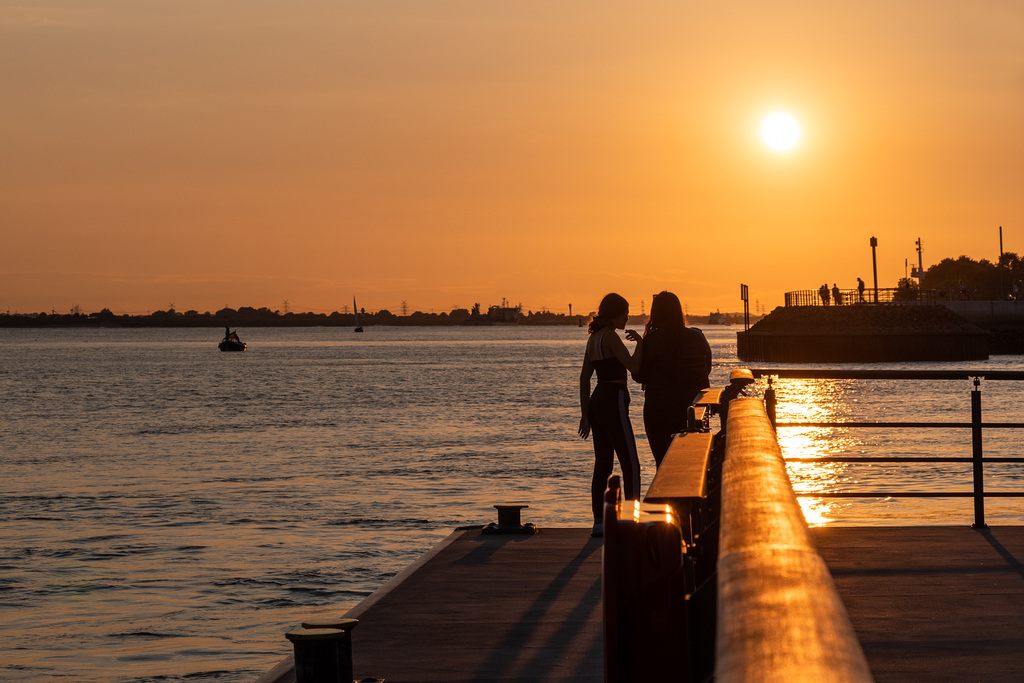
xmin=2 ymin=325 xmax=1021 ymax=680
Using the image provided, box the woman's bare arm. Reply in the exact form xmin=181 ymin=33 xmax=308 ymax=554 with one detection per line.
xmin=605 ymin=329 xmax=643 ymax=374
xmin=579 ymin=352 xmax=594 ymax=439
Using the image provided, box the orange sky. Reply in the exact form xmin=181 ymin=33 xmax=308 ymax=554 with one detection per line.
xmin=3 ymin=1 xmax=1023 ymax=316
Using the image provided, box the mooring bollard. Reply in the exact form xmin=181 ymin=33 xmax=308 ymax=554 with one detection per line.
xmin=764 ymin=376 xmax=777 ymax=430
xmin=285 ymin=627 xmax=348 ymax=683
xmin=482 ymin=503 xmax=538 ymax=534
xmin=299 ymin=617 xmax=358 ymax=683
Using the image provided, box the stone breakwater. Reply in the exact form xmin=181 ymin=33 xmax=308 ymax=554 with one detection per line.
xmin=737 ymin=305 xmax=988 ymax=362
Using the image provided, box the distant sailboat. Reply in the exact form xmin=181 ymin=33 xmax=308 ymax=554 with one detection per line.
xmin=353 ymin=296 xmax=363 ymax=333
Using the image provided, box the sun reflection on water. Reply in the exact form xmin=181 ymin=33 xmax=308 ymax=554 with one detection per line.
xmin=769 ymin=378 xmax=862 ymax=527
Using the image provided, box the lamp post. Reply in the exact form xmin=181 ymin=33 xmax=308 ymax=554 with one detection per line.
xmin=870 ymin=236 xmax=879 ymax=303
xmin=999 ymin=226 xmax=1004 ymax=300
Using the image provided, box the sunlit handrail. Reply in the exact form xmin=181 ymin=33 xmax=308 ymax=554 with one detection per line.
xmin=749 ymin=368 xmax=1024 ymax=527
xmin=717 ymin=398 xmax=873 ymax=683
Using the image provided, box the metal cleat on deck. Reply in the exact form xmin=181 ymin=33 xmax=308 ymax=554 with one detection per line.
xmin=482 ymin=503 xmax=539 ymax=534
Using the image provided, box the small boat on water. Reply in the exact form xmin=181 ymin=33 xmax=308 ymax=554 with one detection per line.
xmin=353 ymin=296 xmax=363 ymax=333
xmin=219 ymin=328 xmax=246 ymax=351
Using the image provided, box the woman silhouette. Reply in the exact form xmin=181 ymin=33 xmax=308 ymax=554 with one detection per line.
xmin=632 ymin=291 xmax=712 ymax=466
xmin=578 ymin=293 xmax=643 ymax=536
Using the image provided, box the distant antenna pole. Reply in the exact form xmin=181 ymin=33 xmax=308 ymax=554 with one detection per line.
xmin=870 ymin=236 xmax=879 ymax=303
xmin=640 ymin=299 xmax=645 ymax=316
xmin=283 ymin=300 xmax=289 ymax=314
xmin=568 ymin=303 xmax=572 ymax=316
xmin=401 ymin=300 xmax=408 ymax=316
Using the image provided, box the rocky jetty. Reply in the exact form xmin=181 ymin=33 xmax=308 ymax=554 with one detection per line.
xmin=737 ymin=305 xmax=988 ymax=362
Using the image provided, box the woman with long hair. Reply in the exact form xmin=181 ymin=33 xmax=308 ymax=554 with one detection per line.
xmin=578 ymin=292 xmax=643 ymax=537
xmin=632 ymin=291 xmax=712 ymax=467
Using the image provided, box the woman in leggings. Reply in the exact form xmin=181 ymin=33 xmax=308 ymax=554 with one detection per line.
xmin=578 ymin=293 xmax=643 ymax=537
xmin=632 ymin=291 xmax=712 ymax=467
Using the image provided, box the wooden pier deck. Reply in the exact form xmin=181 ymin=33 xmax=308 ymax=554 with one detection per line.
xmin=258 ymin=528 xmax=605 ymax=683
xmin=258 ymin=525 xmax=1024 ymax=682
xmin=813 ymin=525 xmax=1024 ymax=683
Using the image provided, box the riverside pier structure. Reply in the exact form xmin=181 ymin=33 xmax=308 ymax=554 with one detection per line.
xmin=738 ymin=289 xmax=989 ymax=362
xmin=257 ymin=371 xmax=1024 ymax=682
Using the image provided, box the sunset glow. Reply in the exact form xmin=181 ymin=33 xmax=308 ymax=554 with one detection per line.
xmin=2 ymin=3 xmax=1022 ymax=316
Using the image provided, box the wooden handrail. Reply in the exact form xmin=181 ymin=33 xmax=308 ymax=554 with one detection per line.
xmin=716 ymin=398 xmax=873 ymax=682
xmin=645 ymin=432 xmax=713 ymax=503
xmin=644 ymin=432 xmax=713 ymax=549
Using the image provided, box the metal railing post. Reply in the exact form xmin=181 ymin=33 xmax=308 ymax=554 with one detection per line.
xmin=971 ymin=378 xmax=987 ymax=528
xmin=745 ymin=369 xmax=1024 ymax=525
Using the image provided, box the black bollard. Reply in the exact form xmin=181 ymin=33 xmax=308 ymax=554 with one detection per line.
xmin=300 ymin=617 xmax=359 ymax=683
xmin=285 ymin=627 xmax=347 ymax=683
xmin=482 ymin=504 xmax=538 ymax=534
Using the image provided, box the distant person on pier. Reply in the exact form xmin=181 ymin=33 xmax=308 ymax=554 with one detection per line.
xmin=632 ymin=291 xmax=712 ymax=467
xmin=578 ymin=292 xmax=643 ymax=537
xmin=820 ymin=284 xmax=830 ymax=306
xmin=857 ymin=277 xmax=866 ymax=302
xmin=832 ymin=283 xmax=842 ymax=306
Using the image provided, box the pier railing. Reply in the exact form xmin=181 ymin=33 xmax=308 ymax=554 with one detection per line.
xmin=716 ymin=398 xmax=873 ymax=682
xmin=750 ymin=368 xmax=1024 ymax=528
xmin=608 ymin=385 xmax=874 ymax=682
xmin=785 ymin=287 xmax=936 ymax=306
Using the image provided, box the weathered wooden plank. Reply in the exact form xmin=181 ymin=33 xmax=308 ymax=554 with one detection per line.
xmin=717 ymin=398 xmax=873 ymax=683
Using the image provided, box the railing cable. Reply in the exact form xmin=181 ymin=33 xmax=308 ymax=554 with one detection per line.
xmin=750 ymin=368 xmax=1024 ymax=528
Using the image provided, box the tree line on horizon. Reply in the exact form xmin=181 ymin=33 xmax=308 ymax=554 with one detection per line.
xmin=0 ymin=304 xmax=758 ymax=328
xmin=908 ymin=253 xmax=1024 ymax=301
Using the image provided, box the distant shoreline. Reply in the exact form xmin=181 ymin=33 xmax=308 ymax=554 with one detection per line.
xmin=0 ymin=309 xmax=757 ymax=329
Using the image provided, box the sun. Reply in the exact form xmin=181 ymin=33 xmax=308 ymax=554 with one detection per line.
xmin=761 ymin=111 xmax=801 ymax=151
